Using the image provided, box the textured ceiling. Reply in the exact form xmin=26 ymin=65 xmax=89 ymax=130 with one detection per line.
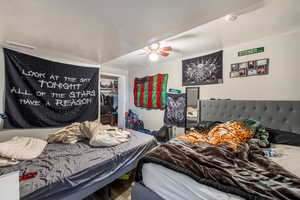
xmin=0 ymin=0 xmax=262 ymax=64
xmin=105 ymin=0 xmax=300 ymax=71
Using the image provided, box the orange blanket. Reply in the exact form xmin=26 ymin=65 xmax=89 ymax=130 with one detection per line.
xmin=177 ymin=121 xmax=254 ymax=151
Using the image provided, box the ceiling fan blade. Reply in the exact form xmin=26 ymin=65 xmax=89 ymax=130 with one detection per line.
xmin=166 ymin=34 xmax=198 ymax=43
xmin=137 ymin=52 xmax=147 ymax=55
xmin=161 ymin=46 xmax=172 ymax=51
xmin=159 ymin=51 xmax=169 ymax=57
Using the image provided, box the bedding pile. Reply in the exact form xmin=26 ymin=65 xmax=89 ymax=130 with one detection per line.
xmin=137 ymin=120 xmax=300 ymax=200
xmin=178 ymin=120 xmax=269 ymax=151
xmin=0 ymin=137 xmax=47 ymax=166
xmin=47 ymin=121 xmax=131 ymax=147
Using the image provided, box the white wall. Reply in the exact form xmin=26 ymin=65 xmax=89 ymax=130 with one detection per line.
xmin=128 ymin=30 xmax=300 ymax=131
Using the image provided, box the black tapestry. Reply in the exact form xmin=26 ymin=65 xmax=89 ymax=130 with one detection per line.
xmin=164 ymin=93 xmax=186 ymax=127
xmin=4 ymin=49 xmax=99 ymax=129
xmin=182 ymin=50 xmax=223 ymax=86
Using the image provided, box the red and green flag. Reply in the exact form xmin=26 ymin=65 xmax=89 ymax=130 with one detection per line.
xmin=134 ymin=74 xmax=168 ymax=109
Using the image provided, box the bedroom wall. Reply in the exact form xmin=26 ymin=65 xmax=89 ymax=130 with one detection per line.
xmin=128 ymin=30 xmax=300 ymax=131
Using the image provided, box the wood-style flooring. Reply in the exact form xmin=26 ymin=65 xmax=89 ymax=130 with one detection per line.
xmin=84 ymin=177 xmax=133 ymax=200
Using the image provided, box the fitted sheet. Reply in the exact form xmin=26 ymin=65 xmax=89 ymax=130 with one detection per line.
xmin=142 ymin=144 xmax=300 ymax=200
xmin=0 ymin=131 xmax=157 ymax=200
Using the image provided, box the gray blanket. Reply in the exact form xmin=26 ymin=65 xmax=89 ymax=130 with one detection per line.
xmin=0 ymin=131 xmax=157 ymax=200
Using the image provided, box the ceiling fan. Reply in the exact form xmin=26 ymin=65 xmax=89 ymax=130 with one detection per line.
xmin=140 ymin=42 xmax=173 ymax=61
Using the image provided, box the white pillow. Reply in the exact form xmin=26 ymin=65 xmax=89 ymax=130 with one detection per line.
xmin=0 ymin=136 xmax=47 ymax=160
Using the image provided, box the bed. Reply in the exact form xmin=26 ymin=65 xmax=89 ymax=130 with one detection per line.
xmin=132 ymin=100 xmax=300 ymax=200
xmin=0 ymin=129 xmax=157 ymax=200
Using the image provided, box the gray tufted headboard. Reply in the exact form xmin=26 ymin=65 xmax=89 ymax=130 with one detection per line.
xmin=200 ymin=100 xmax=300 ymax=134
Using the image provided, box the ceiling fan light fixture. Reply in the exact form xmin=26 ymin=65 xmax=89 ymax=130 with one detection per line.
xmin=149 ymin=42 xmax=160 ymax=50
xmin=148 ymin=52 xmax=159 ymax=62
xmin=225 ymin=14 xmax=238 ymax=22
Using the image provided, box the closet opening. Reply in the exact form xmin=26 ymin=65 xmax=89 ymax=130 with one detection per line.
xmin=100 ymin=74 xmax=119 ymax=126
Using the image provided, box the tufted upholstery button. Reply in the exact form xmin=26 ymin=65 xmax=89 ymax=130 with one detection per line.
xmin=269 ymin=118 xmax=273 ymax=122
xmin=258 ymin=116 xmax=262 ymax=120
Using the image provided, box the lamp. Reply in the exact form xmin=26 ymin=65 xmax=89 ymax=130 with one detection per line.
xmin=148 ymin=52 xmax=159 ymax=62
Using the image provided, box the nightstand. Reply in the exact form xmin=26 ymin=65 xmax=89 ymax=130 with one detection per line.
xmin=0 ymin=171 xmax=19 ymax=200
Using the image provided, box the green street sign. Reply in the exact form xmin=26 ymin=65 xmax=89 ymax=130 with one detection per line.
xmin=169 ymin=88 xmax=181 ymax=93
xmin=238 ymin=47 xmax=264 ymax=56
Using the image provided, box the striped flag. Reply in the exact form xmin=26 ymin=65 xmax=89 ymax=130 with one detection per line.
xmin=134 ymin=74 xmax=168 ymax=109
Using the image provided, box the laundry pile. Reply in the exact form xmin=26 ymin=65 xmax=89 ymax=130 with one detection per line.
xmin=47 ymin=121 xmax=131 ymax=147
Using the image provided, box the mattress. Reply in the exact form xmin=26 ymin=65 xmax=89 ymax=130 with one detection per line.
xmin=142 ymin=144 xmax=300 ymax=200
xmin=0 ymin=131 xmax=157 ymax=200
xmin=143 ymin=163 xmax=244 ymax=200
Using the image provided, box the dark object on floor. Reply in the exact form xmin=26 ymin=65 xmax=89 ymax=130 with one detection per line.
xmin=126 ymin=110 xmax=146 ymax=132
xmin=155 ymin=125 xmax=172 ymax=142
xmin=132 ymin=182 xmax=163 ymax=200
xmin=0 ymin=114 xmax=7 ymax=119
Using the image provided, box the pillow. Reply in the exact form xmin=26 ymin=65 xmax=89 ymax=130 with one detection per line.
xmin=0 ymin=136 xmax=47 ymax=160
xmin=267 ymin=128 xmax=300 ymax=147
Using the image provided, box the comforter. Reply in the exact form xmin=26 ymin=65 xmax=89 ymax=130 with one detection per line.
xmin=137 ymin=141 xmax=300 ymax=199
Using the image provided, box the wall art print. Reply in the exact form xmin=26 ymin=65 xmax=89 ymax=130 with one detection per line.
xmin=134 ymin=74 xmax=168 ymax=109
xmin=4 ymin=48 xmax=99 ymax=129
xmin=164 ymin=93 xmax=186 ymax=127
xmin=182 ymin=50 xmax=223 ymax=86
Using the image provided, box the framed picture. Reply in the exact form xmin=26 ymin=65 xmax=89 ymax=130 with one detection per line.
xmin=256 ymin=59 xmax=269 ymax=75
xmin=247 ymin=60 xmax=257 ymax=76
xmin=230 ymin=63 xmax=240 ymax=78
xmin=230 ymin=58 xmax=269 ymax=78
xmin=239 ymin=62 xmax=248 ymax=77
xmin=182 ymin=50 xmax=223 ymax=86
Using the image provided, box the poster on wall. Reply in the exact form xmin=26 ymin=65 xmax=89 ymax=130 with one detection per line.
xmin=4 ymin=49 xmax=99 ymax=129
xmin=182 ymin=50 xmax=223 ymax=86
xmin=134 ymin=74 xmax=168 ymax=109
xmin=164 ymin=93 xmax=186 ymax=127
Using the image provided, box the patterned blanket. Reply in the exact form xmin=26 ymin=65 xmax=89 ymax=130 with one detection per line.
xmin=178 ymin=120 xmax=269 ymax=151
xmin=137 ymin=140 xmax=300 ymax=200
xmin=137 ymin=120 xmax=300 ymax=200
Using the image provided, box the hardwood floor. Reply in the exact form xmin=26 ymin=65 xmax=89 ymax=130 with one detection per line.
xmin=84 ymin=177 xmax=133 ymax=200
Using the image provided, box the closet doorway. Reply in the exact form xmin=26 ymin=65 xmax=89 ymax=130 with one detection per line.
xmin=100 ymin=74 xmax=119 ymax=126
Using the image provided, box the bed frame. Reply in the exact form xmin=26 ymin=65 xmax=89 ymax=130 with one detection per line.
xmin=131 ymin=100 xmax=300 ymax=200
